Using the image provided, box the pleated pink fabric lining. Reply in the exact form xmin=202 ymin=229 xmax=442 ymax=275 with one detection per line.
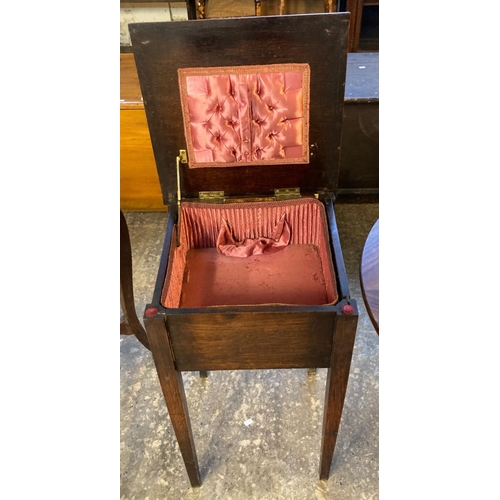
xmin=178 ymin=64 xmax=310 ymax=168
xmin=161 ymin=198 xmax=338 ymax=308
xmin=217 ymin=214 xmax=291 ymax=257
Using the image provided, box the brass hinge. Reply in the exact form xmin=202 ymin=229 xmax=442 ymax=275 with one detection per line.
xmin=199 ymin=191 xmax=225 ymax=203
xmin=179 ymin=149 xmax=187 ymax=164
xmin=274 ymin=188 xmax=301 ymax=200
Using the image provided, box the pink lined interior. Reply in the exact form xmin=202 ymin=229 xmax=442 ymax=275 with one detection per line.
xmin=178 ymin=64 xmax=310 ymax=168
xmin=161 ymin=198 xmax=338 ymax=308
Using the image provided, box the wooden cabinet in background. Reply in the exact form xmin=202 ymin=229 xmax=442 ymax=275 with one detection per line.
xmin=346 ymin=0 xmax=379 ymax=52
xmin=120 ymin=53 xmax=166 ymax=211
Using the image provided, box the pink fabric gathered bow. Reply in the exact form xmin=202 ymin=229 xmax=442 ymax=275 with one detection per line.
xmin=216 ymin=214 xmax=291 ymax=258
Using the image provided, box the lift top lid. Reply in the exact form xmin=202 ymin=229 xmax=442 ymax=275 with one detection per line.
xmin=130 ymin=13 xmax=349 ymax=205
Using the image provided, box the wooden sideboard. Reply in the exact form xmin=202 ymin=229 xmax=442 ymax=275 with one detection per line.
xmin=120 ymin=51 xmax=378 ymax=210
xmin=120 ymin=54 xmax=165 ymax=210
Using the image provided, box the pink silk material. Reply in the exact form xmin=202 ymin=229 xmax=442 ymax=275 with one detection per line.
xmin=178 ymin=64 xmax=310 ymax=167
xmin=217 ymin=214 xmax=291 ymax=257
xmin=161 ymin=198 xmax=338 ymax=308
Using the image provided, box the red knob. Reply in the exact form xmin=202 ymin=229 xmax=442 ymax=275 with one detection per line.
xmin=341 ymin=304 xmax=354 ymax=315
xmin=145 ymin=307 xmax=159 ymax=317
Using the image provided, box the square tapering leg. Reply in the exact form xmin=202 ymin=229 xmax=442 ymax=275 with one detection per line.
xmin=320 ymin=308 xmax=358 ymax=479
xmin=144 ymin=315 xmax=201 ymax=487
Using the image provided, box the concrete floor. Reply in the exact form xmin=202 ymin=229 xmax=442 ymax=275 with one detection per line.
xmin=120 ymin=203 xmax=379 ymax=499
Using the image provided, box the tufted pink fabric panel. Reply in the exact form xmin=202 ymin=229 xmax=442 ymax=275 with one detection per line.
xmin=178 ymin=64 xmax=310 ymax=168
xmin=161 ymin=198 xmax=337 ymax=308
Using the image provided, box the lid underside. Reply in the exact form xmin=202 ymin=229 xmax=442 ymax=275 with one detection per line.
xmin=130 ymin=13 xmax=349 ymax=205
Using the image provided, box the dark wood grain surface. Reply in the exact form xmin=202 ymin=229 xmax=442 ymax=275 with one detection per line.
xmin=144 ymin=315 xmax=201 ymax=487
xmin=320 ymin=310 xmax=358 ymax=479
xmin=167 ymin=310 xmax=336 ymax=371
xmin=120 ymin=211 xmax=150 ymax=349
xmin=360 ymin=219 xmax=379 ymax=332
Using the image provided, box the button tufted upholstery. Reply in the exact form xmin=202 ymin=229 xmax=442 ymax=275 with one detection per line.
xmin=178 ymin=64 xmax=310 ymax=168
